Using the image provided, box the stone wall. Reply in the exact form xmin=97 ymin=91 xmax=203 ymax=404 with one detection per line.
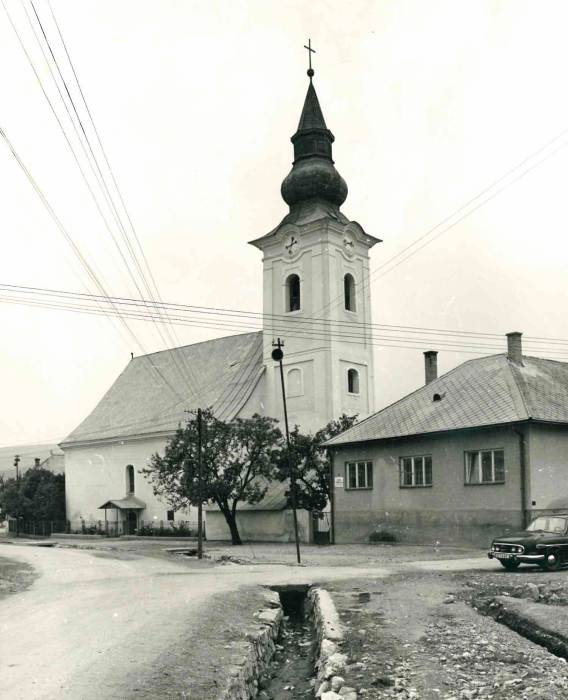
xmin=307 ymin=587 xmax=358 ymax=700
xmin=219 ymin=590 xmax=283 ymax=700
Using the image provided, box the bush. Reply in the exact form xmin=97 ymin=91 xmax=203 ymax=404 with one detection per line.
xmin=369 ymin=529 xmax=397 ymax=543
xmin=137 ymin=521 xmax=196 ymax=537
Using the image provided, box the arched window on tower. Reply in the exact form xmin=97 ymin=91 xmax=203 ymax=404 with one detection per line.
xmin=286 ymin=274 xmax=301 ymax=312
xmin=344 ymin=273 xmax=356 ymax=312
xmin=347 ymin=368 xmax=360 ymax=394
xmin=126 ymin=464 xmax=135 ymax=495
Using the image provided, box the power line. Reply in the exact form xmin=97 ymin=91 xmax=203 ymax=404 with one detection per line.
xmin=0 ymin=127 xmax=186 ymax=404
xmin=3 ymin=292 xmax=568 ymax=360
xmin=315 ymin=125 xmax=568 ymax=319
xmin=22 ymin=0 xmax=201 ymax=398
xmin=2 ymin=282 xmax=568 ymax=347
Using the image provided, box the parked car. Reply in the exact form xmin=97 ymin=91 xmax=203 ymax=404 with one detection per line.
xmin=488 ymin=515 xmax=568 ymax=571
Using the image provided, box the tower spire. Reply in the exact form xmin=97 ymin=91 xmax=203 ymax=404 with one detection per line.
xmin=280 ymin=45 xmax=347 ymax=210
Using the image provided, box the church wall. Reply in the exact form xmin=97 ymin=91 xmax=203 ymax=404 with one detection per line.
xmin=206 ymin=508 xmax=311 ymax=544
xmin=64 ymin=436 xmax=194 ymax=532
xmin=331 ymin=426 xmax=523 ymax=547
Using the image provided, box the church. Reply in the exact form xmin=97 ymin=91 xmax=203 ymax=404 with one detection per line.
xmin=61 ymin=63 xmax=379 ymax=541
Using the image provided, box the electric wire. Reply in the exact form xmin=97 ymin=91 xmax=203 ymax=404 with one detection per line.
xmin=24 ymin=0 xmax=201 ymax=398
xmin=2 ymin=282 xmax=568 ymax=348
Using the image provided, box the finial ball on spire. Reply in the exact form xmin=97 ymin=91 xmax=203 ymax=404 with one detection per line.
xmin=307 ymin=68 xmax=314 ymax=78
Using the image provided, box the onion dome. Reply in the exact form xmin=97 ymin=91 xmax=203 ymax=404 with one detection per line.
xmin=281 ymin=80 xmax=348 ymax=209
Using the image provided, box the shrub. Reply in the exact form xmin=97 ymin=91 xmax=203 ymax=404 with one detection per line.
xmin=369 ymin=529 xmax=397 ymax=543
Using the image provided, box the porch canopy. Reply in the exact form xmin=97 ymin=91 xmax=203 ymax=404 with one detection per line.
xmin=98 ymin=496 xmax=146 ymax=510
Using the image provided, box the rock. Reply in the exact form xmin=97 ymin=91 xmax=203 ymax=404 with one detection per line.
xmin=444 ymin=595 xmax=456 ymax=604
xmin=340 ymin=693 xmax=357 ymax=700
xmin=331 ymin=676 xmax=345 ymax=691
xmin=339 ymin=687 xmax=357 ymax=696
xmin=316 ymin=681 xmax=331 ymax=697
xmin=321 ymin=692 xmax=342 ymax=700
xmin=321 ymin=639 xmax=338 ymax=658
xmin=526 ymin=583 xmax=540 ymax=602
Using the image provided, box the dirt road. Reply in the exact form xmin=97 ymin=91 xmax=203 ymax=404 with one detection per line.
xmin=0 ymin=542 xmax=497 ymax=699
xmin=0 ymin=543 xmax=391 ymax=699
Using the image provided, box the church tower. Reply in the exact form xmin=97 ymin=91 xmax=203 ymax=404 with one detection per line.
xmin=250 ymin=61 xmax=379 ymax=433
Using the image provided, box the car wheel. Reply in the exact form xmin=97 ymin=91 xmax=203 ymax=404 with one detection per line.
xmin=499 ymin=559 xmax=520 ymax=571
xmin=543 ymin=549 xmax=562 ymax=571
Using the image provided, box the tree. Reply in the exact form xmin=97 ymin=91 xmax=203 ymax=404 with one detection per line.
xmin=0 ymin=466 xmax=65 ymax=522
xmin=141 ymin=410 xmax=283 ymax=545
xmin=278 ymin=414 xmax=358 ymax=512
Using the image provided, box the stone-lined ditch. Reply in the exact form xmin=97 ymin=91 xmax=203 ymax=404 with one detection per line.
xmin=219 ymin=584 xmax=358 ymax=700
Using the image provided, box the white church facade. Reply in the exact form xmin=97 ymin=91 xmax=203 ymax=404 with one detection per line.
xmin=61 ymin=69 xmax=379 ymax=541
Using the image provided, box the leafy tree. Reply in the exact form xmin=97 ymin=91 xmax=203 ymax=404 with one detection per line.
xmin=0 ymin=467 xmax=65 ymax=522
xmin=142 ymin=410 xmax=283 ymax=545
xmin=278 ymin=414 xmax=358 ymax=512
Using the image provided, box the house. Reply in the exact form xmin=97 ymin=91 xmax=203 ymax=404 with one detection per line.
xmin=0 ymin=444 xmax=64 ymax=481
xmin=61 ymin=64 xmax=378 ymax=540
xmin=325 ymin=332 xmax=568 ymax=546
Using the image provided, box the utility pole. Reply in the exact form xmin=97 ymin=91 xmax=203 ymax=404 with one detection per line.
xmin=14 ymin=454 xmax=20 ymax=481
xmin=271 ymin=338 xmax=301 ymax=564
xmin=197 ymin=408 xmax=204 ymax=560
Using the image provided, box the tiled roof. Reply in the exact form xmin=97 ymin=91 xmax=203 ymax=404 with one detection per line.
xmin=326 ymin=354 xmax=568 ymax=447
xmin=204 ymin=479 xmax=289 ymax=512
xmin=62 ymin=332 xmax=264 ymax=446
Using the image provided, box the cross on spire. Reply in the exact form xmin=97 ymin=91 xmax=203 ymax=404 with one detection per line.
xmin=304 ymin=39 xmax=315 ymax=79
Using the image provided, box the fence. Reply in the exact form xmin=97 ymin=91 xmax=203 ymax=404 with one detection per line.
xmin=7 ymin=520 xmax=66 ymax=537
xmin=67 ymin=519 xmax=198 ymax=538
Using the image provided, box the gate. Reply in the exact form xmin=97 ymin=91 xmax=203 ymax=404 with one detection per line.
xmin=312 ymin=511 xmax=331 ymax=545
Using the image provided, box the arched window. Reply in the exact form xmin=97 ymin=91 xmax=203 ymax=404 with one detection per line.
xmin=344 ymin=273 xmax=356 ymax=311
xmin=286 ymin=274 xmax=301 ymax=312
xmin=286 ymin=368 xmax=303 ymax=397
xmin=347 ymin=368 xmax=360 ymax=394
xmin=126 ymin=464 xmax=135 ymax=495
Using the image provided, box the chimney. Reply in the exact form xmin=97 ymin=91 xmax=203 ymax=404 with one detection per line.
xmin=424 ymin=350 xmax=438 ymax=385
xmin=506 ymin=332 xmax=523 ymax=365
xmin=34 ymin=457 xmax=41 ymax=467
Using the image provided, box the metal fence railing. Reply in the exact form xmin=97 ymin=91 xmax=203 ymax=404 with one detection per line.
xmin=7 ymin=520 xmax=66 ymax=537
xmin=66 ymin=519 xmax=198 ymax=538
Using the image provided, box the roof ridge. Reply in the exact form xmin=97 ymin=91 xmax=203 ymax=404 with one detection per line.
xmin=133 ymin=330 xmax=262 ymax=360
xmin=328 ymin=353 xmax=505 ymax=443
xmin=505 ymin=358 xmax=531 ymax=419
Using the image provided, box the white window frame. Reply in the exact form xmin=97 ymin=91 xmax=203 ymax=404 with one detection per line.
xmin=284 ymin=273 xmax=301 ymax=313
xmin=345 ymin=461 xmax=373 ymax=490
xmin=464 ymin=449 xmax=505 ymax=485
xmin=399 ymin=455 xmax=432 ymax=488
xmin=347 ymin=368 xmax=360 ymax=395
xmin=344 ymin=273 xmax=357 ymax=312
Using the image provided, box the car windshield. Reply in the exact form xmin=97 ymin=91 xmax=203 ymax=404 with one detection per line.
xmin=526 ymin=517 xmax=567 ymax=534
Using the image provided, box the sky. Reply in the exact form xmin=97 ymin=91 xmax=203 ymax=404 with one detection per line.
xmin=1 ymin=0 xmax=568 ymax=451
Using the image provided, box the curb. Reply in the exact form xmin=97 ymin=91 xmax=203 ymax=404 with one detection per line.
xmin=219 ymin=590 xmax=283 ymax=700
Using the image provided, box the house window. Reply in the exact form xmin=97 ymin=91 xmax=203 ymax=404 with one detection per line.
xmin=400 ymin=456 xmax=432 ymax=487
xmin=345 ymin=461 xmax=373 ymax=489
xmin=344 ymin=273 xmax=356 ymax=311
xmin=126 ymin=464 xmax=135 ymax=495
xmin=465 ymin=449 xmax=505 ymax=484
xmin=286 ymin=274 xmax=301 ymax=312
xmin=286 ymin=367 xmax=303 ymax=397
xmin=167 ymin=510 xmax=175 ymax=522
xmin=347 ymin=368 xmax=359 ymax=394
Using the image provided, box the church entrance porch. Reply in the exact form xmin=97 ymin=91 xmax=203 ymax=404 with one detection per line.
xmin=98 ymin=496 xmax=146 ymax=536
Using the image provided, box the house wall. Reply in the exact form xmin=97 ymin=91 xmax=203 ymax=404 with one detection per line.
xmin=64 ymin=436 xmax=194 ymax=532
xmin=331 ymin=426 xmax=524 ymax=546
xmin=206 ymin=508 xmax=311 ymax=543
xmin=526 ymin=423 xmax=568 ymax=514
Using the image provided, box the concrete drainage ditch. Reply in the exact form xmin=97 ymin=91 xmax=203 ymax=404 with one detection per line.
xmin=219 ymin=585 xmax=358 ymax=700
